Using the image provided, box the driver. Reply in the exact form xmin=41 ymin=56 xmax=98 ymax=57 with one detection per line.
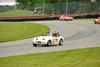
xmin=52 ymin=31 xmax=60 ymax=37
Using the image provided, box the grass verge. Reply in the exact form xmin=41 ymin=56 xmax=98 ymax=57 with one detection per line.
xmin=77 ymin=18 xmax=95 ymax=21
xmin=0 ymin=10 xmax=45 ymax=17
xmin=0 ymin=22 xmax=49 ymax=42
xmin=0 ymin=47 xmax=100 ymax=67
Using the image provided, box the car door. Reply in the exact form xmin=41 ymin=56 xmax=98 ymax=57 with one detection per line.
xmin=53 ymin=37 xmax=59 ymax=45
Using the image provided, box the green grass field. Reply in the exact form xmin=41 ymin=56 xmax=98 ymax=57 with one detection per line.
xmin=0 ymin=47 xmax=100 ymax=67
xmin=0 ymin=22 xmax=49 ymax=42
xmin=0 ymin=10 xmax=45 ymax=17
xmin=77 ymin=18 xmax=95 ymax=21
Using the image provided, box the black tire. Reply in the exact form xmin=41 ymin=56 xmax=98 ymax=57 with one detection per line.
xmin=59 ymin=39 xmax=63 ymax=46
xmin=33 ymin=44 xmax=37 ymax=47
xmin=46 ymin=40 xmax=51 ymax=47
xmin=94 ymin=21 xmax=97 ymax=24
xmin=70 ymin=19 xmax=73 ymax=21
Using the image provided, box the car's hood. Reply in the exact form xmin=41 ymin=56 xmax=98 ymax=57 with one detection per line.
xmin=35 ymin=36 xmax=53 ymax=38
xmin=33 ymin=36 xmax=53 ymax=41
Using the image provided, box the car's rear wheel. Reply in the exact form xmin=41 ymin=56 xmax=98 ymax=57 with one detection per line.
xmin=33 ymin=44 xmax=37 ymax=47
xmin=59 ymin=39 xmax=63 ymax=46
xmin=46 ymin=40 xmax=51 ymax=46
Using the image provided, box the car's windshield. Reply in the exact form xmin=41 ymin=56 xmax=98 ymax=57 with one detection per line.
xmin=42 ymin=32 xmax=50 ymax=36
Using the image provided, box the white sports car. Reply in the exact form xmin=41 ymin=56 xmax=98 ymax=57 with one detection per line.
xmin=32 ymin=35 xmax=64 ymax=47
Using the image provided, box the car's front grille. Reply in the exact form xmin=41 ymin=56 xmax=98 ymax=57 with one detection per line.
xmin=36 ymin=41 xmax=42 ymax=44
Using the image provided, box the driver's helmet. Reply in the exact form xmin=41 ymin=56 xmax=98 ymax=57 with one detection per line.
xmin=52 ymin=31 xmax=60 ymax=37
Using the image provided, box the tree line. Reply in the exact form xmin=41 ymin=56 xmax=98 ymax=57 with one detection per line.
xmin=16 ymin=0 xmax=100 ymax=14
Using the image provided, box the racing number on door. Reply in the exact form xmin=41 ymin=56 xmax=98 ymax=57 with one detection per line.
xmin=53 ymin=37 xmax=58 ymax=44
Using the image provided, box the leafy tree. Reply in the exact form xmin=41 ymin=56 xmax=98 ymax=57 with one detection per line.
xmin=15 ymin=0 xmax=100 ymax=14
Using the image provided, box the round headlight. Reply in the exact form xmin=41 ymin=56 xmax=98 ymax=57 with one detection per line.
xmin=43 ymin=38 xmax=45 ymax=40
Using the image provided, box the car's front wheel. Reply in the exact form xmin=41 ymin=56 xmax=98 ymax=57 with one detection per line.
xmin=46 ymin=40 xmax=51 ymax=46
xmin=59 ymin=39 xmax=63 ymax=46
xmin=94 ymin=21 xmax=97 ymax=24
xmin=33 ymin=44 xmax=37 ymax=47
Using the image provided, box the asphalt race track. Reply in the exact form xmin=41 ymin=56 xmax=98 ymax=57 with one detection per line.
xmin=0 ymin=20 xmax=100 ymax=57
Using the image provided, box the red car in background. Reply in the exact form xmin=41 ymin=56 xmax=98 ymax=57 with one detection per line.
xmin=59 ymin=15 xmax=74 ymax=21
xmin=94 ymin=17 xmax=100 ymax=24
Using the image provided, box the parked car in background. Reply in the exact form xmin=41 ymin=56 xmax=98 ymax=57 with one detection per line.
xmin=59 ymin=15 xmax=74 ymax=21
xmin=94 ymin=17 xmax=100 ymax=24
xmin=32 ymin=32 xmax=64 ymax=47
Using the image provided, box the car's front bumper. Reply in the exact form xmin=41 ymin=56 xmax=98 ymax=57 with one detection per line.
xmin=32 ymin=41 xmax=47 ymax=45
